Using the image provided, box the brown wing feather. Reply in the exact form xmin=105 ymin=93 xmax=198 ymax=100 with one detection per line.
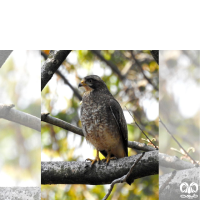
xmin=109 ymin=99 xmax=128 ymax=156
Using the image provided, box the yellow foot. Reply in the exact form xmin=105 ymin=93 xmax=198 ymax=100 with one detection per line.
xmin=85 ymin=157 xmax=100 ymax=165
xmin=102 ymin=157 xmax=117 ymax=162
xmin=85 ymin=150 xmax=100 ymax=166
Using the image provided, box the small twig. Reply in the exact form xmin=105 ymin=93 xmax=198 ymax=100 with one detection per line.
xmin=171 ymin=147 xmax=196 ymax=162
xmin=102 ymin=152 xmax=145 ymax=200
xmin=159 ymin=170 xmax=177 ymax=194
xmin=126 ymin=107 xmax=158 ymax=150
xmin=160 ymin=118 xmax=198 ymax=166
xmin=56 ymin=70 xmax=82 ymax=101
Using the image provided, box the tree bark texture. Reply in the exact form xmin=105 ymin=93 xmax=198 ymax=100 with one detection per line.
xmin=41 ymin=50 xmax=71 ymax=91
xmin=0 ymin=187 xmax=40 ymax=200
xmin=159 ymin=153 xmax=195 ymax=170
xmin=41 ymin=150 xmax=158 ymax=185
xmin=159 ymin=167 xmax=200 ymax=200
xmin=0 ymin=104 xmax=40 ymax=132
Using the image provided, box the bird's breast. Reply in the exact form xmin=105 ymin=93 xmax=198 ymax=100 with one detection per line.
xmin=80 ymin=96 xmax=120 ymax=152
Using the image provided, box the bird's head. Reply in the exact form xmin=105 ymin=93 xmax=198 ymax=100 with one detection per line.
xmin=78 ymin=75 xmax=107 ymax=91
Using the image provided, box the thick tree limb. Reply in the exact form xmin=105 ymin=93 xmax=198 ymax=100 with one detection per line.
xmin=41 ymin=150 xmax=158 ymax=185
xmin=159 ymin=153 xmax=195 ymax=170
xmin=0 ymin=50 xmax=12 ymax=68
xmin=91 ymin=50 xmax=125 ymax=80
xmin=150 ymin=50 xmax=159 ymax=65
xmin=159 ymin=167 xmax=200 ymax=199
xmin=0 ymin=187 xmax=40 ymax=200
xmin=0 ymin=104 xmax=40 ymax=132
xmin=41 ymin=113 xmax=156 ymax=151
xmin=41 ymin=51 xmax=82 ymax=101
xmin=41 ymin=50 xmax=71 ymax=91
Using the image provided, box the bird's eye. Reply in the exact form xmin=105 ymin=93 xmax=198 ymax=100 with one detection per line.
xmin=88 ymin=79 xmax=92 ymax=83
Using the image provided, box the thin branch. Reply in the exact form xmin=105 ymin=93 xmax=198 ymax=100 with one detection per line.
xmin=41 ymin=50 xmax=71 ymax=91
xmin=56 ymin=70 xmax=82 ymax=101
xmin=160 ymin=118 xmax=198 ymax=166
xmin=128 ymin=141 xmax=156 ymax=151
xmin=126 ymin=107 xmax=158 ymax=150
xmin=41 ymin=113 xmax=157 ymax=151
xmin=130 ymin=51 xmax=158 ymax=91
xmin=0 ymin=104 xmax=40 ymax=132
xmin=41 ymin=113 xmax=83 ymax=136
xmin=41 ymin=51 xmax=82 ymax=101
xmin=41 ymin=151 xmax=158 ymax=185
xmin=103 ymin=152 xmax=145 ymax=200
xmin=91 ymin=50 xmax=125 ymax=80
xmin=150 ymin=50 xmax=159 ymax=65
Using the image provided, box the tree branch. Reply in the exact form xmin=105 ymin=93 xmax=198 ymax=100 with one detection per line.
xmin=41 ymin=50 xmax=71 ymax=91
xmin=56 ymin=70 xmax=82 ymax=101
xmin=159 ymin=153 xmax=195 ymax=170
xmin=159 ymin=167 xmax=200 ymax=199
xmin=41 ymin=51 xmax=82 ymax=101
xmin=0 ymin=50 xmax=12 ymax=68
xmin=0 ymin=187 xmax=40 ymax=200
xmin=41 ymin=150 xmax=158 ymax=185
xmin=91 ymin=50 xmax=125 ymax=80
xmin=0 ymin=104 xmax=40 ymax=132
xmin=160 ymin=118 xmax=199 ymax=166
xmin=126 ymin=107 xmax=158 ymax=150
xmin=103 ymin=152 xmax=145 ymax=200
xmin=150 ymin=50 xmax=159 ymax=65
xmin=41 ymin=113 xmax=156 ymax=151
xmin=41 ymin=113 xmax=83 ymax=136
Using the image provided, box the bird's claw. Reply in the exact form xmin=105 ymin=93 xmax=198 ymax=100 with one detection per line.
xmin=85 ymin=158 xmax=100 ymax=166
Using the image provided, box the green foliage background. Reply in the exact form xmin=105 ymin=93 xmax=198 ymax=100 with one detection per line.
xmin=159 ymin=50 xmax=200 ymax=175
xmin=41 ymin=50 xmax=159 ymax=200
xmin=0 ymin=50 xmax=41 ymax=186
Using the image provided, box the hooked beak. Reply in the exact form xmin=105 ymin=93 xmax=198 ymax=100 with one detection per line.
xmin=78 ymin=79 xmax=87 ymax=88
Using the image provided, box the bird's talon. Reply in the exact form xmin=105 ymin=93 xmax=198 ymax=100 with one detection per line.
xmin=85 ymin=158 xmax=93 ymax=162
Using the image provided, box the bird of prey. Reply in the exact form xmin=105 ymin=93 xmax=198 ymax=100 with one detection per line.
xmin=78 ymin=75 xmax=128 ymax=165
